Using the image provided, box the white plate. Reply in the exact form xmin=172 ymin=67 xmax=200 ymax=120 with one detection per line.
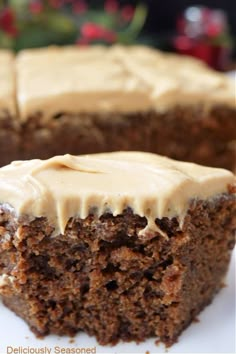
xmin=0 ymin=250 xmax=235 ymax=354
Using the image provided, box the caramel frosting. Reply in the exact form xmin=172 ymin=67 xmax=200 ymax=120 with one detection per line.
xmin=16 ymin=45 xmax=235 ymax=122
xmin=0 ymin=152 xmax=234 ymax=236
xmin=0 ymin=50 xmax=16 ymax=116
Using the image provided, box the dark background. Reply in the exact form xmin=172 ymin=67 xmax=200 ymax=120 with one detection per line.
xmin=90 ymin=0 xmax=236 ymax=57
xmin=116 ymin=0 xmax=236 ymax=36
xmin=144 ymin=0 xmax=236 ymax=36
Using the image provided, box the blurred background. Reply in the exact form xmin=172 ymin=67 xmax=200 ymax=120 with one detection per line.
xmin=0 ymin=0 xmax=236 ymax=71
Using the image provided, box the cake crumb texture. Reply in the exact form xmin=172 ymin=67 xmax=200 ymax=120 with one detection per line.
xmin=0 ymin=191 xmax=235 ymax=345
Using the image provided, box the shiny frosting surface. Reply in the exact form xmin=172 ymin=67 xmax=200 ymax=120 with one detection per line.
xmin=16 ymin=45 xmax=235 ymax=121
xmin=0 ymin=50 xmax=16 ymax=116
xmin=0 ymin=152 xmax=234 ymax=235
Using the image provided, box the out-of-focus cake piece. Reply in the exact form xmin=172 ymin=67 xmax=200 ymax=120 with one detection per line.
xmin=15 ymin=45 xmax=236 ymax=170
xmin=0 ymin=50 xmax=19 ymax=166
xmin=0 ymin=152 xmax=235 ymax=346
xmin=16 ymin=45 xmax=235 ymax=119
xmin=0 ymin=50 xmax=16 ymax=116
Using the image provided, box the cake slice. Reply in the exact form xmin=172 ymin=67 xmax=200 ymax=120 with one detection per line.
xmin=0 ymin=152 xmax=235 ymax=346
xmin=0 ymin=50 xmax=19 ymax=166
xmin=15 ymin=45 xmax=236 ymax=170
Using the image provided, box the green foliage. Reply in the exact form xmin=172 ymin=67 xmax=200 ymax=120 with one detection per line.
xmin=0 ymin=1 xmax=147 ymax=50
xmin=15 ymin=12 xmax=77 ymax=50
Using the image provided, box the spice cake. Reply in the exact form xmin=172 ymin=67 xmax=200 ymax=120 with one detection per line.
xmin=0 ymin=152 xmax=235 ymax=346
xmin=0 ymin=45 xmax=236 ymax=170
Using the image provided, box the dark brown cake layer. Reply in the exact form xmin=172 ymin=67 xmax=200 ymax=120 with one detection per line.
xmin=0 ymin=192 xmax=235 ymax=346
xmin=1 ymin=103 xmax=235 ymax=171
xmin=0 ymin=110 xmax=20 ymax=166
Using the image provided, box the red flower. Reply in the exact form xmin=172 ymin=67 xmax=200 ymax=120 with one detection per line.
xmin=29 ymin=1 xmax=43 ymax=14
xmin=121 ymin=5 xmax=134 ymax=22
xmin=81 ymin=22 xmax=104 ymax=40
xmin=73 ymin=0 xmax=88 ymax=14
xmin=80 ymin=22 xmax=117 ymax=43
xmin=0 ymin=7 xmax=18 ymax=37
xmin=174 ymin=36 xmax=193 ymax=52
xmin=104 ymin=0 xmax=118 ymax=14
xmin=206 ymin=23 xmax=223 ymax=38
